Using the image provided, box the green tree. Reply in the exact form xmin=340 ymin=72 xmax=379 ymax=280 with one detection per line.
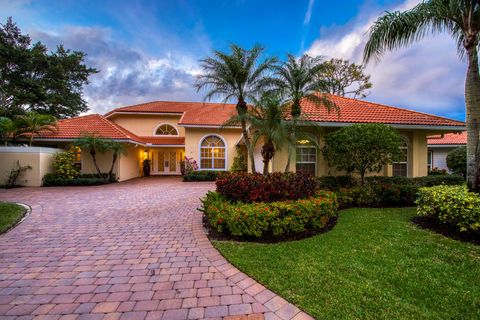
xmin=319 ymin=58 xmax=372 ymax=98
xmin=0 ymin=116 xmax=18 ymax=145
xmin=363 ymin=0 xmax=480 ymax=191
xmin=447 ymin=146 xmax=467 ymax=177
xmin=271 ymin=54 xmax=334 ymax=172
xmin=0 ymin=17 xmax=97 ymax=119
xmin=74 ymin=134 xmax=109 ymax=176
xmin=16 ymin=111 xmax=57 ymax=146
xmin=322 ymin=123 xmax=403 ymax=184
xmin=195 ymin=44 xmax=277 ymax=173
xmin=249 ymin=93 xmax=291 ymax=174
xmin=105 ymin=140 xmax=127 ymax=181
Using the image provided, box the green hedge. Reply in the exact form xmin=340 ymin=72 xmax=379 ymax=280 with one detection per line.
xmin=318 ymin=175 xmax=465 ymax=208
xmin=416 ymin=185 xmax=480 ymax=232
xmin=43 ymin=173 xmax=115 ymax=186
xmin=201 ymin=191 xmax=338 ymax=238
xmin=183 ymin=171 xmax=220 ymax=181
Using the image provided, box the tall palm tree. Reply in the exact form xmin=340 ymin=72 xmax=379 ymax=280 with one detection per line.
xmin=248 ymin=93 xmax=291 ymax=174
xmin=74 ymin=134 xmax=108 ymax=176
xmin=363 ymin=0 xmax=480 ymax=191
xmin=16 ymin=112 xmax=57 ymax=146
xmin=195 ymin=44 xmax=277 ymax=173
xmin=106 ymin=140 xmax=127 ymax=181
xmin=271 ymin=54 xmax=334 ymax=172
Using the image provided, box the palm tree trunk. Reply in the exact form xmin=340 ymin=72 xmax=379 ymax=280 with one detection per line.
xmin=90 ymin=149 xmax=103 ymax=176
xmin=465 ymin=46 xmax=480 ymax=191
xmin=284 ymin=144 xmax=292 ymax=173
xmin=108 ymin=152 xmax=118 ymax=181
xmin=237 ymin=99 xmax=256 ymax=173
xmin=261 ymin=140 xmax=275 ymax=175
xmin=29 ymin=134 xmax=34 ymax=146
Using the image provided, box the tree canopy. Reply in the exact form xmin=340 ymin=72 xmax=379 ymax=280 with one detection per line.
xmin=0 ymin=17 xmax=97 ymax=119
xmin=322 ymin=123 xmax=403 ymax=184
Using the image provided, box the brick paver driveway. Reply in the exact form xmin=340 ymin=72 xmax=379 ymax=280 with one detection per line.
xmin=0 ymin=177 xmax=312 ymax=320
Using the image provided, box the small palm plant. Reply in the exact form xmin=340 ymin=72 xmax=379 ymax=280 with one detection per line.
xmin=74 ymin=134 xmax=109 ymax=177
xmin=271 ymin=54 xmax=335 ymax=172
xmin=16 ymin=112 xmax=57 ymax=146
xmin=363 ymin=0 xmax=480 ymax=190
xmin=195 ymin=44 xmax=277 ymax=173
xmin=105 ymin=140 xmax=126 ymax=181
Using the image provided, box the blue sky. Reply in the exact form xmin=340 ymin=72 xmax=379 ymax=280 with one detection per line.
xmin=1 ymin=0 xmax=466 ymax=120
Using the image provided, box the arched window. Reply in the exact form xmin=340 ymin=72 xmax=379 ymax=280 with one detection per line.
xmin=200 ymin=135 xmax=226 ymax=170
xmin=393 ymin=137 xmax=408 ymax=176
xmin=155 ymin=124 xmax=178 ymax=135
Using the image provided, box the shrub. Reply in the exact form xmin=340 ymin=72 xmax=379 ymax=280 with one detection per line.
xmin=183 ymin=170 xmax=219 ymax=182
xmin=413 ymin=175 xmax=465 ymax=187
xmin=428 ymin=167 xmax=448 ymax=175
xmin=201 ymin=191 xmax=338 ymax=238
xmin=216 ymin=172 xmax=317 ymax=203
xmin=416 ymin=185 xmax=480 ymax=232
xmin=52 ymin=151 xmax=79 ymax=180
xmin=317 ymin=175 xmax=357 ymax=191
xmin=446 ymin=146 xmax=467 ymax=177
xmin=230 ymin=146 xmax=247 ymax=172
xmin=42 ymin=173 xmax=115 ymax=186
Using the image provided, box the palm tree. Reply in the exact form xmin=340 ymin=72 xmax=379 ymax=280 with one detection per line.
xmin=16 ymin=112 xmax=57 ymax=146
xmin=363 ymin=0 xmax=480 ymax=191
xmin=106 ymin=140 xmax=127 ymax=181
xmin=195 ymin=44 xmax=277 ymax=173
xmin=244 ymin=93 xmax=291 ymax=174
xmin=271 ymin=54 xmax=334 ymax=172
xmin=74 ymin=134 xmax=108 ymax=176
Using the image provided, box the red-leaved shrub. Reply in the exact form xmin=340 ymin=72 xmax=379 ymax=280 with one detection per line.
xmin=216 ymin=172 xmax=317 ymax=203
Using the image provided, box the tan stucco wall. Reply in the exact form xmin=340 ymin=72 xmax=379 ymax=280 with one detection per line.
xmin=81 ymin=149 xmax=119 ymax=177
xmin=109 ymin=114 xmax=185 ymax=136
xmin=0 ymin=147 xmax=63 ymax=186
xmin=184 ymin=127 xmax=242 ymax=170
xmin=257 ymin=127 xmax=429 ymax=178
xmin=118 ymin=145 xmax=142 ymax=181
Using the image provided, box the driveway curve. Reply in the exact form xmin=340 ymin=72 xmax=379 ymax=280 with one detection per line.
xmin=0 ymin=177 xmax=313 ymax=320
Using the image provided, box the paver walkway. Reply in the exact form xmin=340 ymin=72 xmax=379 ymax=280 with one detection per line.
xmin=0 ymin=177 xmax=313 ymax=320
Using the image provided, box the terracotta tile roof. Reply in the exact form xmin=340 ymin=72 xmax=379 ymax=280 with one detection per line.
xmin=299 ymin=94 xmax=465 ymax=127
xmin=428 ymin=131 xmax=467 ymax=145
xmin=141 ymin=136 xmax=185 ymax=146
xmin=36 ymin=114 xmax=186 ymax=146
xmin=36 ymin=114 xmax=143 ymax=143
xmin=104 ymin=94 xmax=464 ymax=128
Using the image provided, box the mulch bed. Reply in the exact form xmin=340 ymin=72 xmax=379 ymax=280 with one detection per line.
xmin=411 ymin=216 xmax=479 ymax=245
xmin=203 ymin=215 xmax=338 ymax=244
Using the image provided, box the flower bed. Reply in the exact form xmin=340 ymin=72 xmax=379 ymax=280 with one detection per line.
xmin=216 ymin=172 xmax=317 ymax=203
xmin=201 ymin=190 xmax=338 ymax=239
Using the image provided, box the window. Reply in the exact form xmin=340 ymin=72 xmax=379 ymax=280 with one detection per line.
xmin=427 ymin=150 xmax=433 ymax=172
xmin=200 ymin=135 xmax=226 ymax=170
xmin=296 ymin=141 xmax=316 ymax=176
xmin=70 ymin=146 xmax=82 ymax=171
xmin=393 ymin=138 xmax=408 ymax=176
xmin=155 ymin=124 xmax=178 ymax=135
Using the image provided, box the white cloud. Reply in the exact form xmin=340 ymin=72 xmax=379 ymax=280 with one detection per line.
xmin=304 ymin=0 xmax=315 ymax=25
xmin=306 ymin=0 xmax=466 ymax=119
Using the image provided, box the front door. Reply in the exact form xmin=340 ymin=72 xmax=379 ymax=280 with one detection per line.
xmin=155 ymin=151 xmax=178 ymax=174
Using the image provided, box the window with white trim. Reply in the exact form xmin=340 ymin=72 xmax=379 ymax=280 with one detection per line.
xmin=393 ymin=138 xmax=408 ymax=176
xmin=155 ymin=124 xmax=178 ymax=135
xmin=296 ymin=141 xmax=316 ymax=176
xmin=200 ymin=135 xmax=226 ymax=170
xmin=427 ymin=150 xmax=433 ymax=172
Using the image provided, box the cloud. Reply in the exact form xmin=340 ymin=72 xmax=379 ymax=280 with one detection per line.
xmin=29 ymin=26 xmax=205 ymax=115
xmin=304 ymin=0 xmax=315 ymax=25
xmin=306 ymin=0 xmax=466 ymax=120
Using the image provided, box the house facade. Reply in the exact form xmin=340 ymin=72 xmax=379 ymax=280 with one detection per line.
xmin=30 ymin=94 xmax=465 ymax=182
xmin=427 ymin=132 xmax=467 ymax=172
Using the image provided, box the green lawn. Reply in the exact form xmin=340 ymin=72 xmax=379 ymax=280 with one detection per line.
xmin=213 ymin=208 xmax=480 ymax=320
xmin=0 ymin=201 xmax=26 ymax=233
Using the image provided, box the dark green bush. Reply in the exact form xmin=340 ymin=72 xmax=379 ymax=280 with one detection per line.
xmin=42 ymin=173 xmax=115 ymax=186
xmin=201 ymin=191 xmax=338 ymax=238
xmin=446 ymin=146 xmax=467 ymax=178
xmin=183 ymin=170 xmax=219 ymax=182
xmin=321 ymin=174 xmax=465 ymax=208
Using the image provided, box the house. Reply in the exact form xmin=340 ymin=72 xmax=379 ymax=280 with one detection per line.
xmin=25 ymin=94 xmax=465 ymax=183
xmin=427 ymin=131 xmax=467 ymax=172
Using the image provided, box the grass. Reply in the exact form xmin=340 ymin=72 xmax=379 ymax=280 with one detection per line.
xmin=213 ymin=208 xmax=480 ymax=320
xmin=0 ymin=201 xmax=26 ymax=233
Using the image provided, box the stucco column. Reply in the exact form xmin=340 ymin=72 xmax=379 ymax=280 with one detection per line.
xmin=410 ymin=131 xmax=428 ymax=177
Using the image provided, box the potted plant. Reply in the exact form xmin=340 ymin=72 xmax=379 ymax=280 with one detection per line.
xmin=143 ymin=159 xmax=151 ymax=176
